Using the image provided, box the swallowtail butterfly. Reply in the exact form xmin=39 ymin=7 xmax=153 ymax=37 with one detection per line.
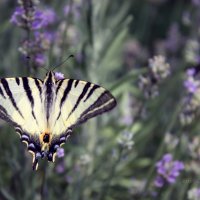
xmin=0 ymin=71 xmax=116 ymax=170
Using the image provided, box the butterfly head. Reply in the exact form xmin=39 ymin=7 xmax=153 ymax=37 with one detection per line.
xmin=44 ymin=71 xmax=56 ymax=85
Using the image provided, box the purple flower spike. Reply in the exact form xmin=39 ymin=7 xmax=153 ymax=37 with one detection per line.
xmin=32 ymin=8 xmax=56 ymax=30
xmin=154 ymin=176 xmax=164 ymax=188
xmin=64 ymin=5 xmax=71 ymax=16
xmin=32 ymin=10 xmax=44 ymax=30
xmin=42 ymin=9 xmax=56 ymax=26
xmin=154 ymin=153 xmax=184 ymax=188
xmin=56 ymin=162 xmax=65 ymax=173
xmin=10 ymin=7 xmax=25 ymax=26
xmin=10 ymin=1 xmax=57 ymax=68
xmin=34 ymin=53 xmax=46 ymax=66
xmin=187 ymin=68 xmax=195 ymax=76
xmin=184 ymin=78 xmax=198 ymax=93
xmin=163 ymin=153 xmax=173 ymax=162
xmin=192 ymin=0 xmax=200 ymax=6
xmin=57 ymin=148 xmax=65 ymax=158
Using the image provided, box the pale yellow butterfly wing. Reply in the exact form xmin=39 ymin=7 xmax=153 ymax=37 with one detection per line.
xmin=51 ymin=79 xmax=117 ymax=136
xmin=0 ymin=77 xmax=45 ymax=134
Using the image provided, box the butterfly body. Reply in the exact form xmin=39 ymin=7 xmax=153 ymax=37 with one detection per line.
xmin=0 ymin=71 xmax=116 ymax=170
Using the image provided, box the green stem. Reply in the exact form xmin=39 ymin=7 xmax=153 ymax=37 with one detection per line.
xmin=40 ymin=163 xmax=48 ymax=200
xmin=98 ymin=147 xmax=123 ymax=200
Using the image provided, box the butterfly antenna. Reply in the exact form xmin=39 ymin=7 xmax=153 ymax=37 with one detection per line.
xmin=52 ymin=55 xmax=74 ymax=71
xmin=40 ymin=66 xmax=49 ymax=72
xmin=26 ymin=56 xmax=49 ymax=72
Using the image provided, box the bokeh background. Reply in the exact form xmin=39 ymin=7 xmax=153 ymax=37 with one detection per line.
xmin=0 ymin=0 xmax=200 ymax=199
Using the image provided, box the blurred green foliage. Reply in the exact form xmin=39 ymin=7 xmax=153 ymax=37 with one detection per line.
xmin=0 ymin=0 xmax=200 ymax=200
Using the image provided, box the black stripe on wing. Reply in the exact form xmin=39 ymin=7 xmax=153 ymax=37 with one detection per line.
xmin=60 ymin=79 xmax=74 ymax=107
xmin=84 ymin=84 xmax=100 ymax=102
xmin=0 ymin=104 xmax=20 ymax=127
xmin=34 ymin=78 xmax=43 ymax=102
xmin=56 ymin=79 xmax=74 ymax=120
xmin=22 ymin=78 xmax=34 ymax=105
xmin=1 ymin=78 xmax=24 ymax=118
xmin=56 ymin=79 xmax=64 ymax=95
xmin=67 ymin=82 xmax=91 ymax=119
xmin=75 ymin=80 xmax=79 ymax=88
xmin=75 ymin=91 xmax=116 ymax=126
xmin=16 ymin=78 xmax=20 ymax=85
xmin=0 ymin=86 xmax=5 ymax=99
xmin=22 ymin=77 xmax=37 ymax=122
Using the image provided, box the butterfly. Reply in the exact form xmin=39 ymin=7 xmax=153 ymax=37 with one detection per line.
xmin=0 ymin=71 xmax=116 ymax=170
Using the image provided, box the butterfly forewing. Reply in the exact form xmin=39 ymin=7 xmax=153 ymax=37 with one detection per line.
xmin=0 ymin=77 xmax=45 ymax=134
xmin=51 ymin=79 xmax=117 ymax=136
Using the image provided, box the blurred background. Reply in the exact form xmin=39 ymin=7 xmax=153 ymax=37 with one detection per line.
xmin=0 ymin=0 xmax=200 ymax=199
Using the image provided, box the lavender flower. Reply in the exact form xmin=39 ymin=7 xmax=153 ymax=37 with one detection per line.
xmin=55 ymin=162 xmax=65 ymax=174
xmin=55 ymin=72 xmax=65 ymax=80
xmin=63 ymin=5 xmax=71 ymax=16
xmin=32 ymin=9 xmax=56 ymax=30
xmin=192 ymin=0 xmax=200 ymax=6
xmin=149 ymin=55 xmax=170 ymax=80
xmin=10 ymin=1 xmax=56 ymax=69
xmin=154 ymin=153 xmax=184 ymax=188
xmin=65 ymin=175 xmax=73 ymax=183
xmin=139 ymin=55 xmax=170 ymax=99
xmin=165 ymin=23 xmax=182 ymax=53
xmin=180 ymin=67 xmax=200 ymax=125
xmin=57 ymin=148 xmax=65 ymax=158
xmin=184 ymin=68 xmax=200 ymax=93
xmin=10 ymin=7 xmax=25 ymax=27
xmin=63 ymin=3 xmax=81 ymax=19
xmin=184 ymin=77 xmax=199 ymax=93
xmin=34 ymin=53 xmax=46 ymax=66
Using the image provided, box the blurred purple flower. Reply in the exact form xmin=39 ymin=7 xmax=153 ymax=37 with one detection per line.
xmin=120 ymin=115 xmax=133 ymax=126
xmin=10 ymin=1 xmax=57 ymax=68
xmin=56 ymin=162 xmax=65 ymax=173
xmin=184 ymin=78 xmax=198 ymax=93
xmin=165 ymin=23 xmax=182 ymax=53
xmin=57 ymin=148 xmax=65 ymax=158
xmin=42 ymin=9 xmax=56 ymax=25
xmin=63 ymin=3 xmax=81 ymax=19
xmin=154 ymin=153 xmax=184 ymax=188
xmin=75 ymin=52 xmax=84 ymax=63
xmin=32 ymin=9 xmax=56 ymax=30
xmin=65 ymin=175 xmax=73 ymax=183
xmin=34 ymin=53 xmax=46 ymax=66
xmin=154 ymin=176 xmax=164 ymax=188
xmin=55 ymin=72 xmax=65 ymax=80
xmin=192 ymin=0 xmax=200 ymax=6
xmin=64 ymin=5 xmax=71 ymax=16
xmin=43 ymin=31 xmax=54 ymax=42
xmin=32 ymin=10 xmax=43 ymax=30
xmin=10 ymin=7 xmax=25 ymax=26
xmin=187 ymin=68 xmax=195 ymax=76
